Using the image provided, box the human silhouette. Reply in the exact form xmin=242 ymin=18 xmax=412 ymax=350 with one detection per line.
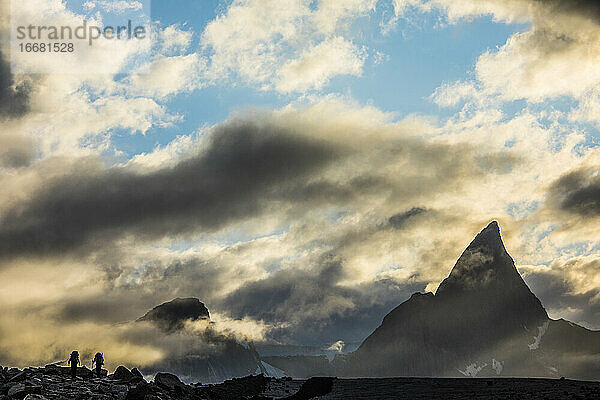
xmin=92 ymin=352 xmax=104 ymax=377
xmin=68 ymin=350 xmax=80 ymax=378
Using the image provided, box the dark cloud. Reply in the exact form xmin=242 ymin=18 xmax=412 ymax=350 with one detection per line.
xmin=547 ymin=168 xmax=600 ymax=216
xmin=522 ymin=261 xmax=600 ymax=330
xmin=55 ymin=256 xmax=251 ymax=324
xmin=0 ymin=112 xmax=514 ymax=259
xmin=389 ymin=207 xmax=427 ymax=229
xmin=220 ymin=255 xmax=425 ymax=345
xmin=0 ymin=134 xmax=35 ymax=168
xmin=536 ymin=0 xmax=600 ymax=20
xmin=0 ymin=49 xmax=31 ymax=118
xmin=0 ymin=49 xmax=34 ymax=168
xmin=0 ymin=120 xmax=344 ymax=258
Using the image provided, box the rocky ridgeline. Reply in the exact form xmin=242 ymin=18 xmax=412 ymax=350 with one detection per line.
xmin=0 ymin=363 xmax=334 ymax=400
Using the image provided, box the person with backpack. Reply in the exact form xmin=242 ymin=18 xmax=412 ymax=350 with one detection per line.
xmin=68 ymin=351 xmax=80 ymax=378
xmin=92 ymin=352 xmax=104 ymax=377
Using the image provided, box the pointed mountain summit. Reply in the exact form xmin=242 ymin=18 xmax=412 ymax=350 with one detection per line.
xmin=343 ymin=221 xmax=600 ymax=379
xmin=436 ymin=221 xmax=535 ymax=296
xmin=437 ymin=221 xmax=512 ymax=293
xmin=435 ymin=221 xmax=548 ymax=341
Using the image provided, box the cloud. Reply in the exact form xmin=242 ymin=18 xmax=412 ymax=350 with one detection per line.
xmin=0 ymin=117 xmax=343 ymax=258
xmin=0 ymin=97 xmax=524 ymax=260
xmin=547 ymin=167 xmax=600 ymax=217
xmin=0 ymin=133 xmax=35 ymax=168
xmin=431 ymin=81 xmax=478 ymax=108
xmin=200 ymin=0 xmax=374 ymax=92
xmin=220 ymin=255 xmax=426 ymax=345
xmin=127 ymin=53 xmax=206 ymax=98
xmin=0 ymin=49 xmax=35 ymax=168
xmin=0 ymin=49 xmax=31 ymax=118
xmin=389 ymin=207 xmax=427 ymax=229
xmin=521 ymin=256 xmax=600 ymax=329
xmin=159 ymin=24 xmax=194 ymax=55
xmin=96 ymin=0 xmax=143 ymax=14
xmin=0 ymin=4 xmax=184 ymax=161
xmin=276 ymin=36 xmax=365 ymax=92
xmin=402 ymin=0 xmax=600 ymax=101
xmin=474 ymin=0 xmax=600 ymax=101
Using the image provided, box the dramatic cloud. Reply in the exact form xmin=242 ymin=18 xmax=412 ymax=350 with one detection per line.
xmin=0 ymin=118 xmax=343 ymax=258
xmin=547 ymin=167 xmax=600 ymax=217
xmin=0 ymin=49 xmax=31 ymax=118
xmin=221 ymin=255 xmax=425 ymax=345
xmin=522 ymin=256 xmax=600 ymax=329
xmin=0 ymin=96 xmax=527 ymax=260
xmin=0 ymin=49 xmax=35 ymax=168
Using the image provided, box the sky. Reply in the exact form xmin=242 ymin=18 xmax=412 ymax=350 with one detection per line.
xmin=1 ymin=0 xmax=600 ymax=369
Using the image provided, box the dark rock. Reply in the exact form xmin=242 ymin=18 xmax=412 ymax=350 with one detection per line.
xmin=8 ymin=372 xmax=26 ymax=383
xmin=283 ymin=377 xmax=335 ymax=400
xmin=41 ymin=365 xmax=62 ymax=376
xmin=75 ymin=366 xmax=94 ymax=379
xmin=7 ymin=383 xmax=25 ymax=398
xmin=112 ymin=366 xmax=134 ymax=381
xmin=23 ymin=395 xmax=47 ymax=400
xmin=7 ymin=383 xmax=41 ymax=399
xmin=131 ymin=368 xmax=144 ymax=380
xmin=137 ymin=298 xmax=209 ymax=333
xmin=154 ymin=372 xmax=187 ymax=391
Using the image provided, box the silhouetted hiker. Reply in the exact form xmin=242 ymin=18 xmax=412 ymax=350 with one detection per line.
xmin=92 ymin=352 xmax=104 ymax=377
xmin=68 ymin=350 xmax=80 ymax=378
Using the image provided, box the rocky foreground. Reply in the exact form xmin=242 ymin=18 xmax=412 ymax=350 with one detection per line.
xmin=0 ymin=363 xmax=332 ymax=400
xmin=2 ymin=364 xmax=600 ymax=400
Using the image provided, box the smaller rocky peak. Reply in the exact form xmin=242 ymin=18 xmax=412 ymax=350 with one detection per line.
xmin=137 ymin=297 xmax=210 ymax=333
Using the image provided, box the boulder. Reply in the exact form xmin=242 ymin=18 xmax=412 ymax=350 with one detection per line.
xmin=7 ymin=383 xmax=41 ymax=399
xmin=154 ymin=373 xmax=186 ymax=391
xmin=112 ymin=366 xmax=134 ymax=381
xmin=76 ymin=366 xmax=94 ymax=379
xmin=23 ymin=395 xmax=48 ymax=400
xmin=130 ymin=368 xmax=144 ymax=380
xmin=7 ymin=384 xmax=25 ymax=398
xmin=41 ymin=365 xmax=63 ymax=376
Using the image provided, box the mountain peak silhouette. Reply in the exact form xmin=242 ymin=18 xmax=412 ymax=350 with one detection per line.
xmin=347 ymin=221 xmax=557 ymax=377
xmin=435 ymin=220 xmax=531 ymax=298
xmin=137 ymin=297 xmax=210 ymax=332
